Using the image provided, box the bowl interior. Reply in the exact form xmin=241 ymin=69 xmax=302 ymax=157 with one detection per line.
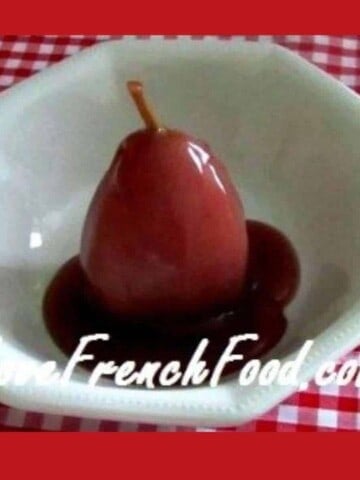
xmin=0 ymin=39 xmax=360 ymax=385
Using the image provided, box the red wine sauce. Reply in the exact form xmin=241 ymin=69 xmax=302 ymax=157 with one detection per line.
xmin=42 ymin=220 xmax=300 ymax=385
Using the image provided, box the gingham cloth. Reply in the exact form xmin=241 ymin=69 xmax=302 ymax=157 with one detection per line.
xmin=0 ymin=35 xmax=360 ymax=432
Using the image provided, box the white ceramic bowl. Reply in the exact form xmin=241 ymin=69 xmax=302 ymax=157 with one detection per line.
xmin=0 ymin=38 xmax=360 ymax=427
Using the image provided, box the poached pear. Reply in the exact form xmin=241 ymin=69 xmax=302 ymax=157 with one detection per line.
xmin=80 ymin=81 xmax=248 ymax=323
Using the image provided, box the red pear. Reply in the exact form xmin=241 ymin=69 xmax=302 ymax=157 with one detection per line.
xmin=80 ymin=82 xmax=248 ymax=324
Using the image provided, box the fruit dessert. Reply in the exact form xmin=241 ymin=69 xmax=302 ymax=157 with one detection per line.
xmin=43 ymin=82 xmax=300 ymax=384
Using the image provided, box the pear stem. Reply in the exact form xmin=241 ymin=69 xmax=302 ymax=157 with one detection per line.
xmin=127 ymin=81 xmax=162 ymax=131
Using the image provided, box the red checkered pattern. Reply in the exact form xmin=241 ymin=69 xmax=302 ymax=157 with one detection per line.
xmin=0 ymin=35 xmax=360 ymax=432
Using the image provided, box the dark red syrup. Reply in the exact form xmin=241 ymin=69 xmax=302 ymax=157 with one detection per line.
xmin=42 ymin=220 xmax=300 ymax=385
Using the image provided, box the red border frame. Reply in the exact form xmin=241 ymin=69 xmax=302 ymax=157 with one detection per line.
xmin=0 ymin=432 xmax=357 ymax=473
xmin=1 ymin=0 xmax=360 ymax=34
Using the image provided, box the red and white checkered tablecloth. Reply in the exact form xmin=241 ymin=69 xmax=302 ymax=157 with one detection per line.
xmin=1 ymin=35 xmax=360 ymax=432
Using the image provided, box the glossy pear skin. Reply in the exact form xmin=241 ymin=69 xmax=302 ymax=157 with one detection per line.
xmin=80 ymin=129 xmax=248 ymax=321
